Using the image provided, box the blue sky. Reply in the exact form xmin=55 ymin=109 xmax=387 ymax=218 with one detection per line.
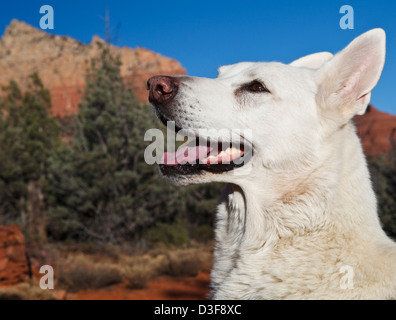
xmin=1 ymin=0 xmax=396 ymax=115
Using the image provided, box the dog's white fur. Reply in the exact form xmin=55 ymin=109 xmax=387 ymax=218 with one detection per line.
xmin=160 ymin=29 xmax=396 ymax=299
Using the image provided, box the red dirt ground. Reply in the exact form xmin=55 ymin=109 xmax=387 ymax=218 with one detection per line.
xmin=69 ymin=269 xmax=211 ymax=300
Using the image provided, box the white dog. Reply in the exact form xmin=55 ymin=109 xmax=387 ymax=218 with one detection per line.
xmin=147 ymin=29 xmax=396 ymax=299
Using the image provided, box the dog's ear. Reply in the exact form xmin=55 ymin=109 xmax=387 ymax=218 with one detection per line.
xmin=316 ymin=29 xmax=385 ymax=120
xmin=290 ymin=52 xmax=333 ymax=69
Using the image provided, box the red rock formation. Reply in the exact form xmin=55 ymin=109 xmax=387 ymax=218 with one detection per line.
xmin=354 ymin=105 xmax=396 ymax=156
xmin=0 ymin=225 xmax=29 ymax=287
xmin=0 ymin=20 xmax=186 ymax=116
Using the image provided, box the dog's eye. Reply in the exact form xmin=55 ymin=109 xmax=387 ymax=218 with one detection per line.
xmin=245 ymin=81 xmax=270 ymax=93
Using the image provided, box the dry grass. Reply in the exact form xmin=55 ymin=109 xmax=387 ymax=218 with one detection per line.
xmin=52 ymin=243 xmax=213 ymax=292
xmin=165 ymin=249 xmax=202 ymax=277
xmin=57 ymin=254 xmax=122 ymax=292
xmin=118 ymin=245 xmax=211 ymax=289
xmin=0 ymin=244 xmax=213 ymax=298
xmin=118 ymin=254 xmax=168 ymax=289
xmin=0 ymin=283 xmax=56 ymax=300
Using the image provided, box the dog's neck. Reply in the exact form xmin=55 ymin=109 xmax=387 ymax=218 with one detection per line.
xmin=212 ymin=122 xmax=396 ymax=299
xmin=218 ymin=122 xmax=386 ymax=250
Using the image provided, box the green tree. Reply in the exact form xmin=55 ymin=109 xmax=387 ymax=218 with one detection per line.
xmin=0 ymin=74 xmax=61 ymax=243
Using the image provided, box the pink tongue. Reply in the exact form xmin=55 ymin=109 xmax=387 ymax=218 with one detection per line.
xmin=161 ymin=145 xmax=212 ymax=165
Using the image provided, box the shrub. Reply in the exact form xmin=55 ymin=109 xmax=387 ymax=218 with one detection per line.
xmin=118 ymin=253 xmax=168 ymax=289
xmin=0 ymin=283 xmax=56 ymax=300
xmin=191 ymin=225 xmax=214 ymax=243
xmin=147 ymin=220 xmax=190 ymax=248
xmin=57 ymin=255 xmax=122 ymax=292
xmin=121 ymin=264 xmax=152 ymax=289
xmin=165 ymin=249 xmax=202 ymax=278
xmin=118 ymin=247 xmax=205 ymax=289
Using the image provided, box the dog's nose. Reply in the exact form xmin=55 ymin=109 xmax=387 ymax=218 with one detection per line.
xmin=147 ymin=76 xmax=179 ymax=106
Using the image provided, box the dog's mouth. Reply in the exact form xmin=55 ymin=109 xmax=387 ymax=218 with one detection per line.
xmin=154 ymin=109 xmax=252 ymax=176
xmin=161 ymin=139 xmax=245 ymax=166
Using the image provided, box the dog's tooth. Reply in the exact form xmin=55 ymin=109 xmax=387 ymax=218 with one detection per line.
xmin=226 ymin=147 xmax=242 ymax=155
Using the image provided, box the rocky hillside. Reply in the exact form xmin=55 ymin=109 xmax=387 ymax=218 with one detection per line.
xmin=355 ymin=105 xmax=396 ymax=156
xmin=0 ymin=20 xmax=186 ymax=116
xmin=0 ymin=225 xmax=29 ymax=287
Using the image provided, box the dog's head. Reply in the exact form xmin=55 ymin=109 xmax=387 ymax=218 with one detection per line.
xmin=147 ymin=29 xmax=385 ymax=186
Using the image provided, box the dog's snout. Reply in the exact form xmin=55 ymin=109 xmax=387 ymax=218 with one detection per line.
xmin=147 ymin=76 xmax=179 ymax=106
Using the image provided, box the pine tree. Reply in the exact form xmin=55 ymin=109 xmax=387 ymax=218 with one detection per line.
xmin=0 ymin=74 xmax=61 ymax=243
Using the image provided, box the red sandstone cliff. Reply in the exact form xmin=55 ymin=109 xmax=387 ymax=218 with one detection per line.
xmin=354 ymin=105 xmax=396 ymax=156
xmin=0 ymin=19 xmax=186 ymax=116
xmin=0 ymin=225 xmax=29 ymax=287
